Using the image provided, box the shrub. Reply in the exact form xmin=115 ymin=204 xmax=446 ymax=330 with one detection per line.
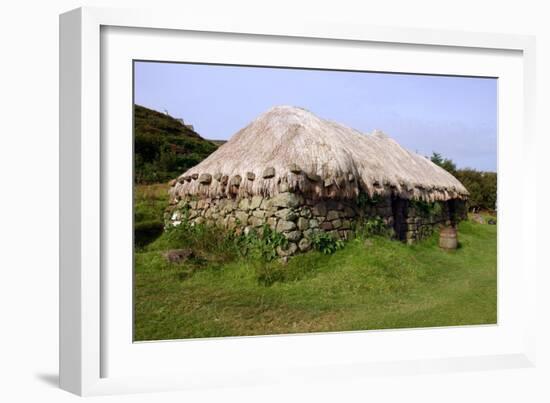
xmin=355 ymin=216 xmax=388 ymax=239
xmin=410 ymin=200 xmax=442 ymax=217
xmin=237 ymin=225 xmax=288 ymax=262
xmin=311 ymin=232 xmax=345 ymax=254
xmin=357 ymin=192 xmax=384 ymax=209
xmin=430 ymin=152 xmax=497 ymax=211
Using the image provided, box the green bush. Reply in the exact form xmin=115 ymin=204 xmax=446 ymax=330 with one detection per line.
xmin=410 ymin=200 xmax=442 ymax=217
xmin=354 ymin=216 xmax=388 ymax=239
xmin=236 ymin=225 xmax=288 ymax=262
xmin=311 ymin=232 xmax=345 ymax=254
xmin=430 ymin=152 xmax=497 ymax=211
xmin=455 ymin=169 xmax=497 ymax=211
xmin=357 ymin=192 xmax=384 ymax=209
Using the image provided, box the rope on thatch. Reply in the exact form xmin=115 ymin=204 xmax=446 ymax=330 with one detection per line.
xmin=171 ymin=106 xmax=469 ymax=203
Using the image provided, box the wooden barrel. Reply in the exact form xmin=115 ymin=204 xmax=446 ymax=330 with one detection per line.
xmin=439 ymin=227 xmax=458 ymax=250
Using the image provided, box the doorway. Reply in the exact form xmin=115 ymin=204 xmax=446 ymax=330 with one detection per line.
xmin=391 ymin=196 xmax=408 ymax=240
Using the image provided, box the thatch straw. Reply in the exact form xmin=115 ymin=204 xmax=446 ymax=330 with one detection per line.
xmin=171 ymin=106 xmax=469 ymax=202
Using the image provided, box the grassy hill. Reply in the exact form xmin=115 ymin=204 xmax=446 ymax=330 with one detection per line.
xmin=134 ymin=104 xmax=218 ymax=183
xmin=134 ymin=183 xmax=497 ymax=341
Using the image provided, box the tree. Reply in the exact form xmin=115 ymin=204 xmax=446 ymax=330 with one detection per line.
xmin=429 ymin=152 xmax=497 ymax=211
xmin=430 ymin=152 xmax=457 ymax=176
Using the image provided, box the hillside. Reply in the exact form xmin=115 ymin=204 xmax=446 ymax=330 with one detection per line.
xmin=134 ymin=104 xmax=218 ymax=183
xmin=134 ymin=182 xmax=497 ymax=340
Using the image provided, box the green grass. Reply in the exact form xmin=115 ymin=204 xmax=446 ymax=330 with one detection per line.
xmin=134 ymin=185 xmax=497 ymax=341
xmin=134 ymin=183 xmax=170 ymax=247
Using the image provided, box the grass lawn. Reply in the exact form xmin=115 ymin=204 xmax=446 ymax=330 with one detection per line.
xmin=134 ymin=184 xmax=497 ymax=341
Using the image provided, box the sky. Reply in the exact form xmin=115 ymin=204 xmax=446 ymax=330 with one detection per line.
xmin=134 ymin=61 xmax=497 ymax=172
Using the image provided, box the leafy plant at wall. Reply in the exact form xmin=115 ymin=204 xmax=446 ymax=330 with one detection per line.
xmin=357 ymin=192 xmax=384 ymax=210
xmin=410 ymin=200 xmax=442 ymax=217
xmin=311 ymin=232 xmax=345 ymax=255
xmin=236 ymin=225 xmax=289 ymax=262
xmin=354 ymin=216 xmax=388 ymax=238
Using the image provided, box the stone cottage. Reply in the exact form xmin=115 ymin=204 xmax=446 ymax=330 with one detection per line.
xmin=166 ymin=106 xmax=468 ymax=254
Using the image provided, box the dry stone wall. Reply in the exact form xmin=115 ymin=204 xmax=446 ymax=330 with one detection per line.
xmin=166 ymin=192 xmax=465 ymax=255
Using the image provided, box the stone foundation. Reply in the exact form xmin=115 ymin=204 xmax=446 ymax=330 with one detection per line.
xmin=166 ymin=192 xmax=466 ymax=255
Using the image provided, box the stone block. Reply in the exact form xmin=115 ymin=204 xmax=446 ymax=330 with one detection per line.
xmin=275 ymin=208 xmax=298 ymax=221
xmin=289 ymin=163 xmax=302 ymax=173
xmin=326 ymin=210 xmax=340 ymax=221
xmin=303 ymin=228 xmax=321 ymax=239
xmin=248 ymin=216 xmax=264 ymax=227
xmin=326 ymin=200 xmax=343 ymax=211
xmin=298 ymin=238 xmax=312 ymax=251
xmin=271 ymin=192 xmax=303 ymax=208
xmin=262 ymin=167 xmax=276 ymax=178
xmin=332 ymin=219 xmax=342 ymax=229
xmin=278 ymin=182 xmax=290 ymax=192
xmin=235 ymin=211 xmax=249 ymax=224
xmin=199 ymin=173 xmax=212 ymax=184
xmin=276 ymin=242 xmax=298 ymax=257
xmin=260 ymin=198 xmax=272 ymax=209
xmin=309 ymin=219 xmax=319 ymax=228
xmin=267 ymin=217 xmax=278 ymax=230
xmin=285 ymin=230 xmax=302 ymax=242
xmin=306 ymin=172 xmax=321 ymax=182
xmin=229 ymin=175 xmax=242 ymax=186
xmin=252 ymin=210 xmax=266 ymax=218
xmin=238 ymin=198 xmax=250 ymax=211
xmin=299 ymin=207 xmax=312 ymax=218
xmin=277 ymin=219 xmax=296 ymax=232
xmin=320 ymin=221 xmax=333 ymax=230
xmin=312 ymin=202 xmax=327 ymax=216
xmin=342 ymin=206 xmax=356 ymax=218
xmin=297 ymin=217 xmax=309 ymax=231
xmin=249 ymin=195 xmax=263 ymax=209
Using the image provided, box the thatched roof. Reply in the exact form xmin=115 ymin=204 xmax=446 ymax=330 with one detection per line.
xmin=170 ymin=106 xmax=469 ymax=202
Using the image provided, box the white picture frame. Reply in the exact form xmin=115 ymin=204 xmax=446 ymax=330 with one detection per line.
xmin=60 ymin=6 xmax=537 ymax=396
